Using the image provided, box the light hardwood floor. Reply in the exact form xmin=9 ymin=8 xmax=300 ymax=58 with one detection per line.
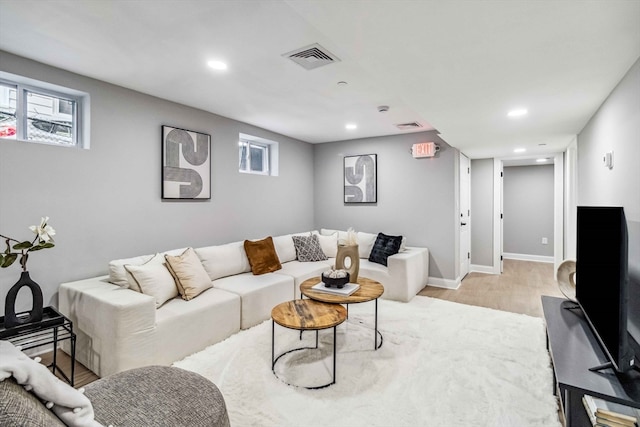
xmin=43 ymin=259 xmax=563 ymax=389
xmin=419 ymin=258 xmax=564 ymax=318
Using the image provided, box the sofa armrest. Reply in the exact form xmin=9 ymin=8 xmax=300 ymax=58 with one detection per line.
xmin=385 ymin=247 xmax=429 ymax=302
xmin=58 ymin=277 xmax=157 ymax=377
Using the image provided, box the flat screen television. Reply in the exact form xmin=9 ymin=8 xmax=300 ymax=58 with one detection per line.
xmin=576 ymin=206 xmax=639 ymax=373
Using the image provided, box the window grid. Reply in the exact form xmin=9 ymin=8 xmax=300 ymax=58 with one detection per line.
xmin=239 ymin=139 xmax=270 ymax=175
xmin=0 ymin=76 xmax=85 ymax=147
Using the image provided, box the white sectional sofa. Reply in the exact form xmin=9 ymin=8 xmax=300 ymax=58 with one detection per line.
xmin=59 ymin=230 xmax=429 ymax=377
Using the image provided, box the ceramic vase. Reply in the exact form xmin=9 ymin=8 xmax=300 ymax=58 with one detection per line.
xmin=335 ymin=244 xmax=360 ymax=283
xmin=3 ymin=271 xmax=44 ymax=328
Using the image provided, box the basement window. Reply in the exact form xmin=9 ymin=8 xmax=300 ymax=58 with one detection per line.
xmin=0 ymin=72 xmax=90 ymax=148
xmin=238 ymin=133 xmax=279 ymax=176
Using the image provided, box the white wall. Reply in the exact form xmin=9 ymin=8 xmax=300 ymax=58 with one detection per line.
xmin=313 ymin=132 xmax=459 ymax=282
xmin=577 ymin=57 xmax=639 ymax=285
xmin=503 ymin=165 xmax=555 ymax=258
xmin=0 ymin=51 xmax=316 ymax=312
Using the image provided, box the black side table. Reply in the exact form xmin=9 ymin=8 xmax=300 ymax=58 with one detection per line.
xmin=0 ymin=306 xmax=76 ymax=386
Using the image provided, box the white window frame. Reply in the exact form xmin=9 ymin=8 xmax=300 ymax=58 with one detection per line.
xmin=0 ymin=71 xmax=90 ymax=148
xmin=238 ymin=133 xmax=279 ymax=176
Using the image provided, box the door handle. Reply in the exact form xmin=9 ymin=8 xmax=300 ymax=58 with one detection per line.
xmin=461 ymin=222 xmax=467 ymax=226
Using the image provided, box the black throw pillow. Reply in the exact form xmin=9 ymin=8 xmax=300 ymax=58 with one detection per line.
xmin=368 ymin=233 xmax=403 ymax=266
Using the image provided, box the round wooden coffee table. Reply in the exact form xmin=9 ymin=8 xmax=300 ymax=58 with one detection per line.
xmin=271 ymin=299 xmax=347 ymax=389
xmin=300 ymin=277 xmax=384 ymax=350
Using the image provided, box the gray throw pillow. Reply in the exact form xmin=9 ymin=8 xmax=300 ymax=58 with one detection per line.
xmin=292 ymin=234 xmax=328 ymax=262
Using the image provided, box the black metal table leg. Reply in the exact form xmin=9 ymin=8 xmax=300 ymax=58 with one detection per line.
xmin=52 ymin=326 xmax=58 ymax=376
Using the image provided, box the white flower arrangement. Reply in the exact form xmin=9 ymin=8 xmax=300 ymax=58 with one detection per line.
xmin=0 ymin=217 xmax=56 ymax=271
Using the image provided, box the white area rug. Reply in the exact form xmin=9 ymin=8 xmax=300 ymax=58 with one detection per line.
xmin=174 ymin=296 xmax=561 ymax=427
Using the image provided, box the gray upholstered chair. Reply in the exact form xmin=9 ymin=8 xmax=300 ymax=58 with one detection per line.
xmin=0 ymin=365 xmax=230 ymax=427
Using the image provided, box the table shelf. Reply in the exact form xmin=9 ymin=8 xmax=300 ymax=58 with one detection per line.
xmin=1 ymin=306 xmax=76 ymax=386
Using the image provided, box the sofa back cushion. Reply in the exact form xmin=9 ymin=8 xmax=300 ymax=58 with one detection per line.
xmin=317 ymin=233 xmax=338 ymax=258
xmin=109 ymin=254 xmax=153 ymax=287
xmin=357 ymin=231 xmax=378 ymax=259
xmin=195 ymin=241 xmax=251 ymax=281
xmin=272 ymin=235 xmax=297 ymax=263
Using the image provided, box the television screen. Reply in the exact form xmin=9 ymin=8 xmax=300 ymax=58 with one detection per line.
xmin=576 ymin=206 xmax=632 ymax=372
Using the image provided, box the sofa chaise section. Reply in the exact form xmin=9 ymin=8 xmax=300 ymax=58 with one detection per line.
xmin=59 ymin=276 xmax=241 ymax=378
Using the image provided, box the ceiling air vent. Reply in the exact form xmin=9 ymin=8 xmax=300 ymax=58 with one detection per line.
xmin=284 ymin=43 xmax=340 ymax=70
xmin=395 ymin=122 xmax=423 ymax=130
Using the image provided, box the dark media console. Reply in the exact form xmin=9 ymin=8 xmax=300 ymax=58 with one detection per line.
xmin=542 ymin=296 xmax=639 ymax=427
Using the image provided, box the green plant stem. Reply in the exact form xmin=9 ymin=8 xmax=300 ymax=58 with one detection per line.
xmin=0 ymin=233 xmax=39 ymax=272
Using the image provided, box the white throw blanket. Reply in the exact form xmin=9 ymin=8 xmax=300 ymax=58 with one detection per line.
xmin=0 ymin=340 xmax=102 ymax=427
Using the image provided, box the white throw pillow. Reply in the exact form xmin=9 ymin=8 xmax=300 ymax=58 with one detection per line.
xmin=123 ymin=253 xmax=165 ymax=292
xmin=125 ymin=261 xmax=178 ymax=308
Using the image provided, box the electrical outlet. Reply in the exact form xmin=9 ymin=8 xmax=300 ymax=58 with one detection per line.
xmin=542 ymin=237 xmax=548 ymax=245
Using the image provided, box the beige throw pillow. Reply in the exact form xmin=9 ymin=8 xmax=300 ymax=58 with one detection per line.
xmin=164 ymin=248 xmax=212 ymax=300
xmin=124 ymin=261 xmax=178 ymax=308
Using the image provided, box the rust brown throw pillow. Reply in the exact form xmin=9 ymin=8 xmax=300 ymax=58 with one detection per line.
xmin=244 ymin=236 xmax=282 ymax=275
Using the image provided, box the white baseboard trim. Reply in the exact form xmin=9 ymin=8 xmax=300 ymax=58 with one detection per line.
xmin=503 ymin=253 xmax=554 ymax=263
xmin=469 ymin=264 xmax=496 ymax=274
xmin=428 ymin=276 xmax=461 ymax=290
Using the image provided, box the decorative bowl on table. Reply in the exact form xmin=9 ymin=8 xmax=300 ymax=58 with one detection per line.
xmin=322 ymin=269 xmax=350 ymax=288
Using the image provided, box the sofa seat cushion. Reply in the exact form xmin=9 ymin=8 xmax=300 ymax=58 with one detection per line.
xmin=154 ymin=287 xmax=241 ymax=366
xmin=213 ymin=273 xmax=293 ymax=329
xmin=358 ymin=259 xmax=391 ymax=288
xmin=275 ymin=260 xmax=333 ymax=292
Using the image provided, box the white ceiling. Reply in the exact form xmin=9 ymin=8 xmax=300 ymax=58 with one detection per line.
xmin=1 ymin=0 xmax=638 ymax=159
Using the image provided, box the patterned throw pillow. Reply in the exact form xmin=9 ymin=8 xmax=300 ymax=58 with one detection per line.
xmin=292 ymin=234 xmax=328 ymax=262
xmin=368 ymin=232 xmax=403 ymax=266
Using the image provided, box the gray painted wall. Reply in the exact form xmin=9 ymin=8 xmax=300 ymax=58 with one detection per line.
xmin=577 ymin=57 xmax=639 ymax=284
xmin=313 ymin=132 xmax=458 ymax=280
xmin=0 ymin=51 xmax=316 ymax=313
xmin=470 ymin=158 xmax=494 ymax=266
xmin=503 ymin=165 xmax=554 ymax=257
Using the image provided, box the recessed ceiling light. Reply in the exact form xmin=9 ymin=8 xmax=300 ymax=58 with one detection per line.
xmin=507 ymin=108 xmax=528 ymax=117
xmin=536 ymin=158 xmax=548 ymax=163
xmin=207 ymin=60 xmax=228 ymax=70
xmin=514 ymin=148 xmax=526 ymax=153
xmin=345 ymin=123 xmax=357 ymax=130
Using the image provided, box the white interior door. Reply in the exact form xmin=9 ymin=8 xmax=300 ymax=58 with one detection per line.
xmin=459 ymin=153 xmax=470 ymax=279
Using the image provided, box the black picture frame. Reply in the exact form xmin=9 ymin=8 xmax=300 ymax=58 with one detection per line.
xmin=162 ymin=125 xmax=211 ymax=200
xmin=344 ymin=154 xmax=377 ymax=203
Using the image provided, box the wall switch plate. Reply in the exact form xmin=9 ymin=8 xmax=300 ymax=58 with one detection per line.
xmin=542 ymin=237 xmax=548 ymax=245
